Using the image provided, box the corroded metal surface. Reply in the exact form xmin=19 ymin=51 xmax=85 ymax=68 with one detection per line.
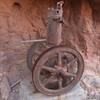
xmin=47 ymin=1 xmax=64 ymax=45
xmin=32 ymin=46 xmax=84 ymax=96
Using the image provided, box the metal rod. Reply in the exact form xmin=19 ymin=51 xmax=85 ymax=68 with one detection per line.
xmin=21 ymin=39 xmax=47 ymax=43
xmin=10 ymin=80 xmax=21 ymax=88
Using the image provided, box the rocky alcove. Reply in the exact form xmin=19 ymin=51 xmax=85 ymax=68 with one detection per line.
xmin=0 ymin=0 xmax=100 ymax=100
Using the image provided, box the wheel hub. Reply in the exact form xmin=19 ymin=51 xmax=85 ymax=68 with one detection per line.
xmin=54 ymin=66 xmax=67 ymax=77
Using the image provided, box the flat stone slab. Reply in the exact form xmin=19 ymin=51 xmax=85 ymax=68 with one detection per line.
xmin=19 ymin=79 xmax=87 ymax=100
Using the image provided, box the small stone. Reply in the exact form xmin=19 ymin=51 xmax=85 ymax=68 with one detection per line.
xmin=0 ymin=76 xmax=11 ymax=100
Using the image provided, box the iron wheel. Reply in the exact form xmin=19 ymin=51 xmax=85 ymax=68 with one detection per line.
xmin=32 ymin=46 xmax=84 ymax=96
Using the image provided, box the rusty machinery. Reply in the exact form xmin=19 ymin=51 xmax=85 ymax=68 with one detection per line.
xmin=27 ymin=1 xmax=84 ymax=96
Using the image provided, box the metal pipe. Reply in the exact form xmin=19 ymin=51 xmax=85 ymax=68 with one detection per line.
xmin=21 ymin=39 xmax=47 ymax=43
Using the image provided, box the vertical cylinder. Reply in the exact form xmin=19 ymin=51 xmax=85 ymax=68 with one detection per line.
xmin=47 ymin=1 xmax=64 ymax=45
xmin=47 ymin=19 xmax=62 ymax=45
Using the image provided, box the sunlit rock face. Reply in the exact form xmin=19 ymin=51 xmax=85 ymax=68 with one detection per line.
xmin=0 ymin=0 xmax=100 ymax=100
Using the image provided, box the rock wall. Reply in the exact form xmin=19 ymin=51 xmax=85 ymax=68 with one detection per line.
xmin=0 ymin=0 xmax=100 ymax=68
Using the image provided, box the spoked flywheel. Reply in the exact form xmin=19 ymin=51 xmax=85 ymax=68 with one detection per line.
xmin=32 ymin=46 xmax=84 ymax=96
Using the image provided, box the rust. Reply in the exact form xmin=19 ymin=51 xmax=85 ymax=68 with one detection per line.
xmin=47 ymin=1 xmax=64 ymax=45
xmin=32 ymin=46 xmax=84 ymax=96
xmin=27 ymin=1 xmax=84 ymax=96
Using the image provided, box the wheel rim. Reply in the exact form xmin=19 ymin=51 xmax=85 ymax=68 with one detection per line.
xmin=33 ymin=46 xmax=84 ymax=96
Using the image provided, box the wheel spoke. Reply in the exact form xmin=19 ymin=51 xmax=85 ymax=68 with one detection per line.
xmin=66 ymin=72 xmax=76 ymax=77
xmin=64 ymin=52 xmax=74 ymax=58
xmin=67 ymin=58 xmax=77 ymax=67
xmin=62 ymin=71 xmax=76 ymax=78
xmin=57 ymin=52 xmax=62 ymax=66
xmin=58 ymin=78 xmax=63 ymax=89
xmin=42 ymin=66 xmax=56 ymax=73
xmin=43 ymin=76 xmax=57 ymax=86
